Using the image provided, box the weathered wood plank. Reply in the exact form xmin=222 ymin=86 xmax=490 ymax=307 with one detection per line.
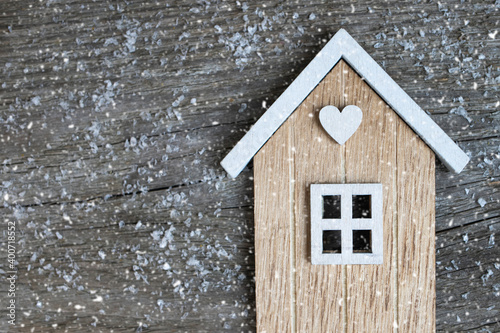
xmin=436 ymin=218 xmax=500 ymax=332
xmin=397 ymin=122 xmax=436 ymax=332
xmin=0 ymin=179 xmax=256 ymax=331
xmin=0 ymin=0 xmax=499 ymax=331
xmin=0 ymin=122 xmax=248 ymax=206
xmin=291 ymin=60 xmax=345 ymax=332
xmin=343 ymin=62 xmax=397 ymax=332
xmin=253 ymin=119 xmax=294 ymax=332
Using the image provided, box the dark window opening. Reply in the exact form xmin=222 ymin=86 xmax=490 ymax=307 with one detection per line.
xmin=323 ymin=195 xmax=341 ymax=219
xmin=352 ymin=195 xmax=371 ymax=218
xmin=323 ymin=230 xmax=342 ymax=253
xmin=352 ymin=230 xmax=372 ymax=253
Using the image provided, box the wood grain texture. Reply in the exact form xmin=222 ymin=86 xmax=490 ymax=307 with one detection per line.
xmin=254 ymin=61 xmax=435 ymax=332
xmin=397 ymin=122 xmax=436 ymax=332
xmin=254 ymin=121 xmax=293 ymax=333
xmin=291 ymin=61 xmax=345 ymax=333
xmin=254 ymin=60 xmax=434 ymax=332
xmin=254 ymin=60 xmax=347 ymax=333
xmin=0 ymin=0 xmax=498 ymax=331
xmin=343 ymin=62 xmax=398 ymax=332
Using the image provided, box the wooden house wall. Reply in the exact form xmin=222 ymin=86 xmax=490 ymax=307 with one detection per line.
xmin=253 ymin=60 xmax=435 ymax=332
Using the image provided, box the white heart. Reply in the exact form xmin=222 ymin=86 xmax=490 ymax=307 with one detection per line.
xmin=319 ymin=105 xmax=363 ymax=145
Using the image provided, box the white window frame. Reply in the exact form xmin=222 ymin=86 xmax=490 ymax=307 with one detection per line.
xmin=310 ymin=183 xmax=383 ymax=265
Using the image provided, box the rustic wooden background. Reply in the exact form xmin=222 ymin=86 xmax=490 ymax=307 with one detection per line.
xmin=0 ymin=0 xmax=499 ymax=332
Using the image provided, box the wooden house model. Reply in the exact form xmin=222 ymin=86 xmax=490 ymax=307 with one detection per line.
xmin=221 ymin=29 xmax=469 ymax=332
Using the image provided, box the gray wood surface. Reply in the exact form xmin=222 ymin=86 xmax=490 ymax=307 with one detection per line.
xmin=0 ymin=0 xmax=498 ymax=332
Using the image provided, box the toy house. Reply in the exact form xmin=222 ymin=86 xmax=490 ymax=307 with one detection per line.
xmin=221 ymin=29 xmax=469 ymax=332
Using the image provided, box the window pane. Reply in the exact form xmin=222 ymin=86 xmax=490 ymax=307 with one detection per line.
xmin=323 ymin=230 xmax=342 ymax=253
xmin=352 ymin=195 xmax=371 ymax=218
xmin=323 ymin=195 xmax=341 ymax=218
xmin=352 ymin=230 xmax=372 ymax=253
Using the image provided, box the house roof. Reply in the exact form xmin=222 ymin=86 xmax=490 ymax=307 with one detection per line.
xmin=221 ymin=29 xmax=469 ymax=178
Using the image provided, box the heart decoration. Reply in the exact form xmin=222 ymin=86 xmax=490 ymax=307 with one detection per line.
xmin=319 ymin=105 xmax=363 ymax=145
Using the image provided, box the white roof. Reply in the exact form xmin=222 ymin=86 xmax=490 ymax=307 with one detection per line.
xmin=221 ymin=29 xmax=469 ymax=178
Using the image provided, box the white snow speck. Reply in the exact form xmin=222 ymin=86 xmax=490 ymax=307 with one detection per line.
xmin=187 ymin=256 xmax=199 ymax=266
xmin=481 ymin=269 xmax=494 ymax=285
xmin=98 ymin=250 xmax=106 ymax=260
xmin=31 ymin=96 xmax=41 ymax=105
xmin=450 ymin=106 xmax=472 ymax=123
xmin=92 ymin=295 xmax=103 ymax=302
xmin=135 ymin=220 xmax=142 ymax=230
